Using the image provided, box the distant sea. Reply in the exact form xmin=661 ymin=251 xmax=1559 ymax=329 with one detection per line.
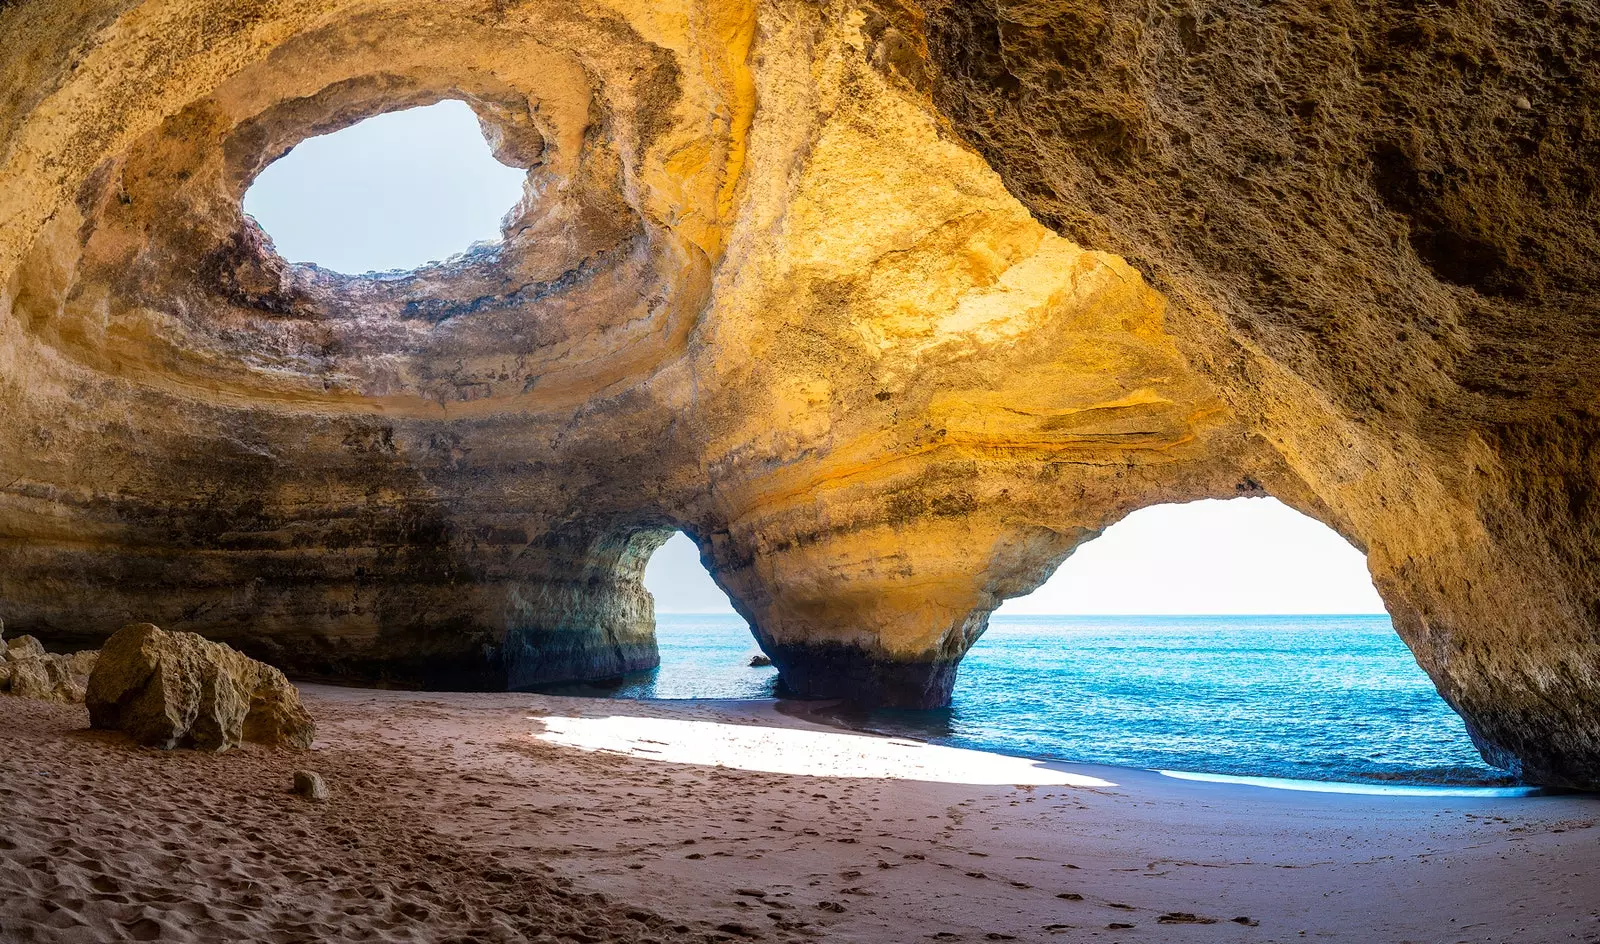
xmin=540 ymin=613 xmax=1513 ymax=787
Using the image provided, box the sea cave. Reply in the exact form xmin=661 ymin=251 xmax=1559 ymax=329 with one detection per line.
xmin=1 ymin=1 xmax=1597 ymax=941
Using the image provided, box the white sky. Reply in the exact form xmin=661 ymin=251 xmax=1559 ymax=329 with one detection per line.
xmin=994 ymin=498 xmax=1384 ymax=615
xmin=241 ymin=107 xmax=1384 ymax=618
xmin=645 ymin=533 xmax=740 ymax=613
xmin=647 ymin=499 xmax=1384 ymax=615
xmin=242 ymin=100 xmax=524 ymax=274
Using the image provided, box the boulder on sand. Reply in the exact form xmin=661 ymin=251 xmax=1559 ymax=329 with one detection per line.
xmin=1 ymin=632 xmax=96 ymax=703
xmin=292 ymin=770 xmax=329 ymax=802
xmin=86 ymin=623 xmax=315 ymax=751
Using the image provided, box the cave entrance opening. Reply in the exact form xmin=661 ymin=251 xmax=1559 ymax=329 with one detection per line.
xmin=241 ymin=99 xmax=525 ymax=275
xmin=617 ymin=531 xmax=774 ymax=698
xmin=925 ymin=496 xmax=1508 ymax=788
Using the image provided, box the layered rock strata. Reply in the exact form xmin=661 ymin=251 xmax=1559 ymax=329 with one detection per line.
xmin=912 ymin=0 xmax=1600 ymax=786
xmin=0 ymin=0 xmax=1595 ymax=785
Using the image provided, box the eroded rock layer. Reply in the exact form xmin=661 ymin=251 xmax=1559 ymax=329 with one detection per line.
xmin=913 ymin=0 xmax=1600 ymax=787
xmin=0 ymin=0 xmax=1595 ymax=785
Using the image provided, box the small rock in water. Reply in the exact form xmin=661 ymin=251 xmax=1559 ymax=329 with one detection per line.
xmin=748 ymin=653 xmax=772 ymax=667
xmin=292 ymin=770 xmax=329 ymax=801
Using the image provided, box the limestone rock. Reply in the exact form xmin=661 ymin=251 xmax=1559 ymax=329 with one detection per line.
xmin=6 ymin=636 xmax=46 ymax=661
xmin=6 ymin=656 xmax=54 ymax=700
xmin=65 ymin=650 xmax=99 ymax=677
xmin=244 ymin=664 xmax=319 ymax=749
xmin=86 ymin=623 xmax=315 ymax=751
xmin=0 ymin=635 xmax=91 ymax=702
xmin=911 ymin=0 xmax=1600 ymax=786
xmin=0 ymin=0 xmax=1596 ymax=788
xmin=748 ymin=654 xmax=772 ymax=668
xmin=292 ymin=770 xmax=329 ymax=802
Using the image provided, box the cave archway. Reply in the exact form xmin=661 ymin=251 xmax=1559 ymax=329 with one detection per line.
xmin=515 ymin=529 xmax=774 ymax=699
xmin=994 ymin=497 xmax=1383 ymax=618
xmin=956 ymin=498 xmax=1502 ymax=784
xmin=630 ymin=531 xmax=775 ymax=698
xmin=2 ymin=0 xmax=1598 ymax=790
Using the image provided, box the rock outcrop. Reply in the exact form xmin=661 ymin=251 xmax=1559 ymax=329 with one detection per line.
xmin=0 ymin=1 xmax=1595 ymax=785
xmin=0 ymin=623 xmax=97 ymax=703
xmin=909 ymin=0 xmax=1600 ymax=785
xmin=86 ymin=624 xmax=316 ymax=751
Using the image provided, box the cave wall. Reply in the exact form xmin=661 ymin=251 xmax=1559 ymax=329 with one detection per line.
xmin=913 ymin=0 xmax=1600 ymax=785
xmin=0 ymin=0 xmax=1595 ymax=785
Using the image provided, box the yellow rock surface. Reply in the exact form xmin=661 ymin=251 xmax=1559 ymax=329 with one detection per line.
xmin=0 ymin=0 xmax=1596 ymax=785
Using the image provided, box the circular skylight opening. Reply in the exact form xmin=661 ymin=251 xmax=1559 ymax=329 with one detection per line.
xmin=242 ymin=100 xmax=527 ymax=275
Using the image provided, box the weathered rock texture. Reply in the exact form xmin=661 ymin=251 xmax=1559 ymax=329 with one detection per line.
xmin=292 ymin=770 xmax=330 ymax=802
xmin=86 ymin=624 xmax=316 ymax=751
xmin=0 ymin=1 xmax=1595 ymax=784
xmin=0 ymin=625 xmax=97 ymax=703
xmin=911 ymin=0 xmax=1600 ymax=786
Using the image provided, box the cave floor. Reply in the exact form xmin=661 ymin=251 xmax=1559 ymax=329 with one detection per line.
xmin=2 ymin=687 xmax=1598 ymax=944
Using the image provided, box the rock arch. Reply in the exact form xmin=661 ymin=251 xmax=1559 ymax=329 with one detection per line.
xmin=1 ymin=0 xmax=1596 ymax=788
xmin=913 ymin=0 xmax=1600 ymax=787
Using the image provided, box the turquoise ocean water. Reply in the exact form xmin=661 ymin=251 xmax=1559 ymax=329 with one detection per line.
xmin=543 ymin=613 xmax=1512 ymax=786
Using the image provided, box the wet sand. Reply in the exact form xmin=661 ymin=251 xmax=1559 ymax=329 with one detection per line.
xmin=2 ymin=685 xmax=1597 ymax=943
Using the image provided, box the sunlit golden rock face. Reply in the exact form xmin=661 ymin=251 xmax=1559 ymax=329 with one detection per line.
xmin=914 ymin=0 xmax=1600 ymax=788
xmin=0 ymin=0 xmax=1595 ymax=786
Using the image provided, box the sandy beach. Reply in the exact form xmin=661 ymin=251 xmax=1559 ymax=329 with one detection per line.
xmin=2 ymin=686 xmax=1597 ymax=943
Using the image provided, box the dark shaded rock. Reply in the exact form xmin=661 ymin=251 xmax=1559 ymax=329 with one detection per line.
xmin=292 ymin=770 xmax=328 ymax=801
xmin=768 ymin=641 xmax=958 ymax=709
